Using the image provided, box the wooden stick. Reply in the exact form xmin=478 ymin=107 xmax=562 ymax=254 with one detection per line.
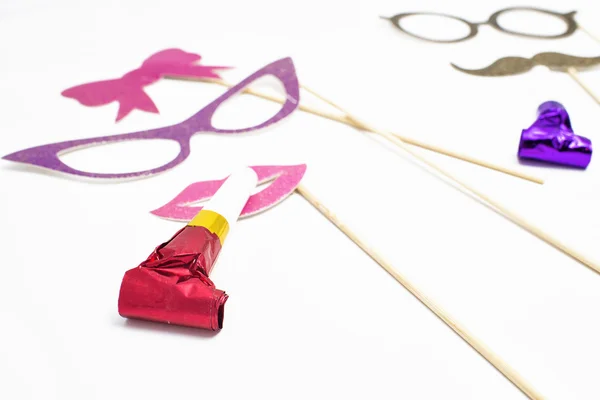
xmin=164 ymin=76 xmax=543 ymax=184
xmin=572 ymin=23 xmax=600 ymax=105
xmin=577 ymin=23 xmax=600 ymax=46
xmin=301 ymin=86 xmax=600 ymax=275
xmin=295 ymin=183 xmax=544 ymax=399
xmin=567 ymin=67 xmax=600 ymax=106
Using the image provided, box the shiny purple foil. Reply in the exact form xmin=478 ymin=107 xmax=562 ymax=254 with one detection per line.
xmin=518 ymin=101 xmax=592 ymax=168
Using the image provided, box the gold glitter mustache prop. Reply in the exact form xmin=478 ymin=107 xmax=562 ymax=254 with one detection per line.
xmin=452 ymin=52 xmax=600 ymax=107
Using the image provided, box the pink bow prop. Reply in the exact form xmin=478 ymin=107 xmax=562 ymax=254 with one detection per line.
xmin=151 ymin=165 xmax=307 ymax=221
xmin=61 ymin=48 xmax=231 ymax=121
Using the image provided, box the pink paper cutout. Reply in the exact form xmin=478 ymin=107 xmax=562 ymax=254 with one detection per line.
xmin=61 ymin=48 xmax=231 ymax=121
xmin=151 ymin=164 xmax=307 ymax=221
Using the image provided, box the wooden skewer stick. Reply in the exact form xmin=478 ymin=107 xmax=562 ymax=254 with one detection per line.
xmin=571 ymin=23 xmax=600 ymax=105
xmin=295 ymin=183 xmax=544 ymax=399
xmin=301 ymin=86 xmax=600 ymax=275
xmin=577 ymin=23 xmax=600 ymax=46
xmin=566 ymin=67 xmax=600 ymax=106
xmin=165 ymin=76 xmax=543 ymax=185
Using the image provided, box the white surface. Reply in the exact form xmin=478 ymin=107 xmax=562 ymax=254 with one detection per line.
xmin=201 ymin=167 xmax=258 ymax=230
xmin=1 ymin=1 xmax=600 ymax=399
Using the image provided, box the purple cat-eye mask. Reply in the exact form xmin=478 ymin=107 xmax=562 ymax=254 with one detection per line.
xmin=2 ymin=57 xmax=300 ymax=179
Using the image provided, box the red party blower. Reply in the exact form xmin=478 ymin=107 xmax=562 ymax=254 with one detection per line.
xmin=118 ymin=167 xmax=258 ymax=330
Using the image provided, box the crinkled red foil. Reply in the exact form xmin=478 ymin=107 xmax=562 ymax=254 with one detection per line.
xmin=118 ymin=225 xmax=228 ymax=330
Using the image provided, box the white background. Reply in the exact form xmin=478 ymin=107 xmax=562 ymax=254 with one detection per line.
xmin=1 ymin=0 xmax=600 ymax=399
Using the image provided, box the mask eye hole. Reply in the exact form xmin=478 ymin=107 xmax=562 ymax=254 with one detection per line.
xmin=58 ymin=139 xmax=180 ymax=174
xmin=395 ymin=13 xmax=473 ymax=42
xmin=494 ymin=9 xmax=569 ymax=37
xmin=210 ymin=75 xmax=284 ymax=130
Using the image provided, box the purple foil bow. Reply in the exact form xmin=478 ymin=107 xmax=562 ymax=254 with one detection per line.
xmin=518 ymin=101 xmax=592 ymax=168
